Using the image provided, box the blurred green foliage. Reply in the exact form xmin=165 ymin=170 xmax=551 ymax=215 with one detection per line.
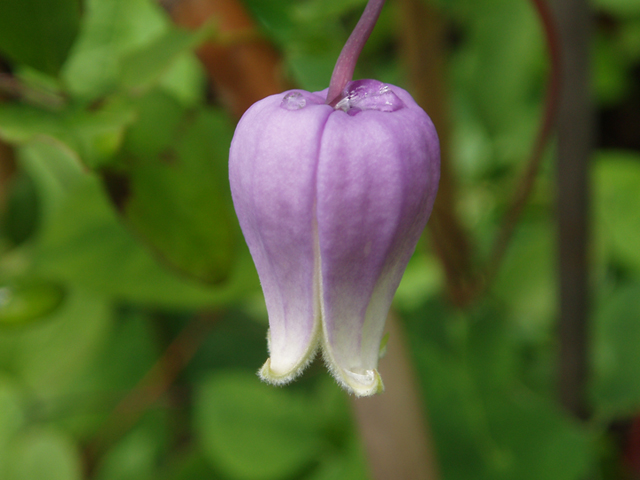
xmin=0 ymin=0 xmax=639 ymax=479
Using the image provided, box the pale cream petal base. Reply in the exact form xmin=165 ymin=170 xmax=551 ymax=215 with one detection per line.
xmin=320 ymin=332 xmax=384 ymax=397
xmin=258 ymin=322 xmax=321 ymax=385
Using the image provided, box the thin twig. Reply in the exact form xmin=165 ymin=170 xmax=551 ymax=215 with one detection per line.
xmin=484 ymin=0 xmax=562 ymax=286
xmin=553 ymin=0 xmax=592 ymax=421
xmin=0 ymin=73 xmax=66 ymax=110
xmin=83 ymin=313 xmax=218 ymax=474
xmin=397 ymin=0 xmax=479 ymax=307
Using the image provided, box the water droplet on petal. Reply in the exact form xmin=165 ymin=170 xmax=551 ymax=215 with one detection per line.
xmin=334 ymin=80 xmax=404 ymax=115
xmin=281 ymin=92 xmax=307 ymax=110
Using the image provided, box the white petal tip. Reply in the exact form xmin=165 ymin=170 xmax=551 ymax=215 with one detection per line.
xmin=258 ymin=358 xmax=295 ymax=385
xmin=325 ymin=366 xmax=384 ymax=397
xmin=258 ymin=352 xmax=317 ymax=386
xmin=343 ymin=368 xmax=384 ymax=397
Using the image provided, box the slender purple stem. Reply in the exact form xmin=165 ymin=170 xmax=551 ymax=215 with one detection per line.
xmin=326 ymin=0 xmax=387 ymax=106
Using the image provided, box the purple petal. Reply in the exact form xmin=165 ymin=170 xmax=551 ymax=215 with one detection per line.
xmin=316 ymin=81 xmax=440 ymax=394
xmin=229 ymin=90 xmax=332 ymax=382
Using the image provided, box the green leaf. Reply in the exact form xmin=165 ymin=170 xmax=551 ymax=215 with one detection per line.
xmin=593 ymin=0 xmax=640 ymax=16
xmin=453 ymin=0 xmax=544 ymax=164
xmin=61 ymin=0 xmax=169 ymax=100
xmin=23 ymin=141 xmax=256 ymax=308
xmin=0 ymin=376 xmax=24 ymax=446
xmin=304 ymin=437 xmax=369 ymax=480
xmin=483 ymin=392 xmax=592 ymax=480
xmin=155 ymin=451 xmax=217 ymax=480
xmin=0 ymin=100 xmax=135 ymax=169
xmin=119 ymin=27 xmax=211 ymax=94
xmin=594 ymin=33 xmax=630 ymax=107
xmin=492 ymin=221 xmax=557 ymax=339
xmin=412 ymin=341 xmax=493 ymax=480
xmin=59 ymin=309 xmax=159 ymax=439
xmin=5 ymin=428 xmax=82 ymax=480
xmin=1 ymin=170 xmax=40 ymax=246
xmin=0 ymin=377 xmax=24 ymax=478
xmin=62 ymin=99 xmax=136 ymax=169
xmin=0 ymin=279 xmax=65 ymax=328
xmin=591 ymin=282 xmax=640 ymax=417
xmin=412 ymin=332 xmax=592 ymax=480
xmin=94 ymin=414 xmax=168 ymax=480
xmin=157 ymin=53 xmax=206 ymax=108
xmin=16 ymin=141 xmax=85 ymax=222
xmin=75 ymin=309 xmax=157 ymax=395
xmin=0 ymin=288 xmax=111 ymax=399
xmin=292 ymin=0 xmax=367 ymax=21
xmin=106 ymin=90 xmax=238 ymax=284
xmin=593 ymin=150 xmax=640 ymax=273
xmin=0 ymin=0 xmax=80 ymax=75
xmin=0 ymin=105 xmax=74 ymax=146
xmin=195 ymin=371 xmax=324 ymax=480
xmin=395 ymin=250 xmax=444 ymax=312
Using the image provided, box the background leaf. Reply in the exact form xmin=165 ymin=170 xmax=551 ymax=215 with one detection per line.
xmin=0 ymin=0 xmax=80 ymax=75
xmin=195 ymin=371 xmax=325 ymax=480
xmin=105 ymin=90 xmax=238 ymax=284
xmin=5 ymin=428 xmax=82 ymax=480
xmin=593 ymin=150 xmax=640 ymax=274
xmin=591 ymin=283 xmax=640 ymax=417
xmin=61 ymin=0 xmax=169 ymax=101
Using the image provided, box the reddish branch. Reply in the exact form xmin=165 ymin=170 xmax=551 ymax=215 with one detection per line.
xmin=485 ymin=0 xmax=562 ymax=285
xmin=166 ymin=0 xmax=288 ymax=118
xmin=84 ymin=314 xmax=217 ymax=474
xmin=0 ymin=74 xmax=16 ymax=214
xmin=397 ymin=0 xmax=479 ymax=307
xmin=398 ymin=0 xmax=562 ymax=304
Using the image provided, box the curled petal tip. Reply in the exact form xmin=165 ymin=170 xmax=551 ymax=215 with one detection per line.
xmin=259 ymin=326 xmax=321 ymax=385
xmin=325 ymin=361 xmax=385 ymax=397
xmin=258 ymin=355 xmax=313 ymax=386
xmin=258 ymin=358 xmax=292 ymax=386
xmin=321 ymin=339 xmax=384 ymax=396
xmin=345 ymin=368 xmax=384 ymax=397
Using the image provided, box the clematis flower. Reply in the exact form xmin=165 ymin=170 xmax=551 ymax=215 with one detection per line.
xmin=228 ymin=0 xmax=440 ymax=396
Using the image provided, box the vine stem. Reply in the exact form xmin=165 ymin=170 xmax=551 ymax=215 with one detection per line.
xmin=485 ymin=0 xmax=562 ymax=285
xmin=351 ymin=313 xmax=440 ymax=480
xmin=325 ymin=0 xmax=386 ymax=106
xmin=553 ymin=0 xmax=592 ymax=421
xmin=83 ymin=313 xmax=217 ymax=475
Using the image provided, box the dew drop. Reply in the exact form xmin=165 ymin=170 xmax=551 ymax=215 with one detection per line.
xmin=280 ymin=91 xmax=307 ymax=110
xmin=335 ymin=80 xmax=404 ymax=115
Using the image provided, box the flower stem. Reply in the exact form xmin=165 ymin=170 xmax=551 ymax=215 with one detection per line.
xmin=326 ymin=0 xmax=387 ymax=106
xmin=351 ymin=313 xmax=440 ymax=480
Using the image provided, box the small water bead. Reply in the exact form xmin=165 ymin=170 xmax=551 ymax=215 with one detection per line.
xmin=335 ymin=79 xmax=405 ymax=116
xmin=280 ymin=91 xmax=307 ymax=110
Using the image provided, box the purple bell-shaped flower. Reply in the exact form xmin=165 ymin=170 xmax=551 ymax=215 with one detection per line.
xmin=228 ymin=1 xmax=440 ymax=396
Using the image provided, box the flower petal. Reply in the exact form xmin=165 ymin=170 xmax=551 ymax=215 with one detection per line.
xmin=229 ymin=91 xmax=332 ymax=382
xmin=315 ymin=83 xmax=439 ymax=395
